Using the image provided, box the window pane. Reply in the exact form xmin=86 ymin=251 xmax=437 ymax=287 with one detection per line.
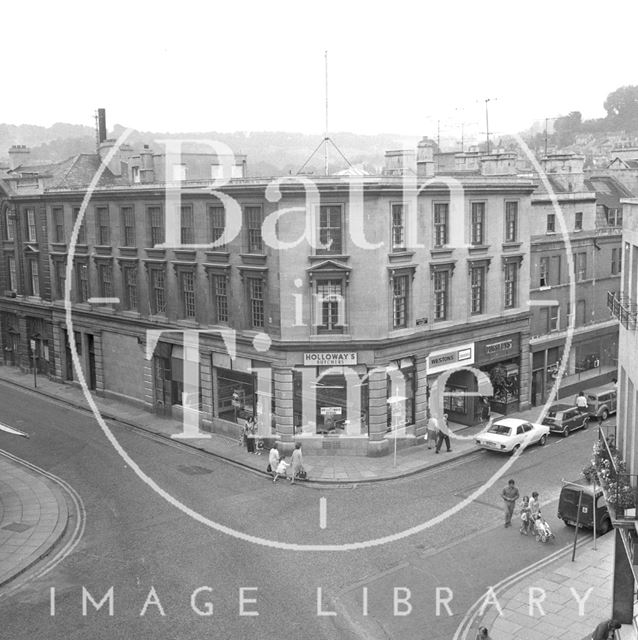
xmin=121 ymin=207 xmax=135 ymax=246
xmin=182 ymin=271 xmax=196 ymax=318
xmin=180 ymin=205 xmax=194 ymax=245
xmin=318 ymin=205 xmax=342 ymax=254
xmin=505 ymin=201 xmax=518 ymax=242
xmin=209 ymin=205 xmax=226 ymax=248
xmin=149 ymin=206 xmax=164 ymax=246
xmin=393 ymin=274 xmax=409 ymax=328
xmin=391 ymin=204 xmax=405 ymax=250
xmin=434 ymin=203 xmax=448 ymax=247
xmin=245 ymin=206 xmax=263 ymax=253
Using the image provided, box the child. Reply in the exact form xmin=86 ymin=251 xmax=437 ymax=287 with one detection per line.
xmin=273 ymin=457 xmax=289 ymax=483
xmin=519 ymin=495 xmax=531 ymax=535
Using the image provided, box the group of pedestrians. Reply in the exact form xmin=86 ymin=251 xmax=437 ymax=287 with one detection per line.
xmin=501 ymin=479 xmax=541 ymax=532
xmin=269 ymin=442 xmax=305 ymax=484
xmin=426 ymin=413 xmax=452 ymax=453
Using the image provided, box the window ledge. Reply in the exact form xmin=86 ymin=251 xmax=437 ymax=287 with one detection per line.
xmin=502 ymin=242 xmax=522 ymax=251
xmin=176 ymin=319 xmax=199 ymax=329
xmin=120 ymin=310 xmax=141 ymax=319
xmin=205 ymin=251 xmax=230 ymax=263
xmin=430 ymin=247 xmax=454 ymax=258
xmin=94 ymin=245 xmax=113 ymax=256
xmin=308 ymin=254 xmax=350 ymax=262
xmin=309 ymin=334 xmax=352 ymax=341
xmin=388 ymin=250 xmax=415 ymax=263
xmin=240 ymin=253 xmax=267 ymax=265
xmin=468 ymin=245 xmax=490 ymax=254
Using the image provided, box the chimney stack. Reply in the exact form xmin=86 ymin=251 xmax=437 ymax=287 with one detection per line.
xmin=97 ymin=108 xmax=107 ymax=144
xmin=416 ymin=137 xmax=436 ymax=178
xmin=8 ymin=145 xmax=30 ymax=170
xmin=540 ymin=153 xmax=585 ymax=192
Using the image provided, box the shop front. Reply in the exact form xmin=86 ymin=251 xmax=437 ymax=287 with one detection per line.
xmin=211 ymin=352 xmax=273 ymax=435
xmin=530 ymin=326 xmax=618 ymax=406
xmin=475 ymin=333 xmax=521 ymax=416
xmin=426 ymin=343 xmax=478 ymax=426
xmin=290 ymin=351 xmax=416 ymax=447
xmin=293 ymin=352 xmax=369 ymax=437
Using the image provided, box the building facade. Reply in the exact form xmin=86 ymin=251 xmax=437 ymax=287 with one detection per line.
xmin=528 ymin=156 xmax=626 ymax=406
xmin=0 ymin=138 xmax=536 ymax=456
xmin=606 ymin=198 xmax=638 ymax=627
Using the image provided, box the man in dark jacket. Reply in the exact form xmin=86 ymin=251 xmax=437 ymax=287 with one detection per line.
xmin=591 ymin=618 xmax=621 ymax=639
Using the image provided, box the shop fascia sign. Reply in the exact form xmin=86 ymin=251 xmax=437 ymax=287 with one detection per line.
xmin=426 ymin=343 xmax=474 ymax=375
xmin=303 ymin=352 xmax=358 ymax=367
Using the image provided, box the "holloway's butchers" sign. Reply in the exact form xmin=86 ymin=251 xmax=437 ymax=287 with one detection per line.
xmin=303 ymin=352 xmax=358 ymax=367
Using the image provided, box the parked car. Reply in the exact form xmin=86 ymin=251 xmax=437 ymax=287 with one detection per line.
xmin=557 ymin=480 xmax=612 ymax=534
xmin=474 ymin=418 xmax=549 ymax=454
xmin=586 ymin=389 xmax=617 ymax=422
xmin=542 ymin=404 xmax=588 ymax=437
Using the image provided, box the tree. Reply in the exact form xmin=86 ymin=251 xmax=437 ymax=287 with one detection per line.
xmin=553 ymin=111 xmax=582 ymax=146
xmin=603 ymin=85 xmax=638 ymax=129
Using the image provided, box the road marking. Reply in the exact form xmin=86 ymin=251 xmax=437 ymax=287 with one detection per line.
xmin=320 ymin=497 xmax=327 ymax=529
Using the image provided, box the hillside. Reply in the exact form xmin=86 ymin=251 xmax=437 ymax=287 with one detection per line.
xmin=0 ymin=122 xmax=421 ymax=177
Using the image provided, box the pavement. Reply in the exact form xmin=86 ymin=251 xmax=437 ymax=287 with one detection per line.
xmin=0 ymin=365 xmax=629 ymax=637
xmin=0 ymin=451 xmax=68 ymax=590
xmin=471 ymin=531 xmax=633 ymax=640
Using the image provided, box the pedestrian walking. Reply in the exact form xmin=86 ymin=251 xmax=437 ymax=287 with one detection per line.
xmin=501 ymin=479 xmax=520 ymax=528
xmin=268 ymin=444 xmax=280 ymax=478
xmin=575 ymin=391 xmax=589 ymax=415
xmin=480 ymin=397 xmax=491 ymax=427
xmin=519 ymin=495 xmax=531 ymax=535
xmin=273 ymin=457 xmax=289 ymax=483
xmin=435 ymin=413 xmax=451 ymax=453
xmin=426 ymin=414 xmax=438 ymax=450
xmin=245 ymin=415 xmax=256 ymax=454
xmin=529 ymin=491 xmax=541 ymax=518
xmin=591 ymin=618 xmax=621 ymax=639
xmin=290 ymin=442 xmax=304 ymax=484
xmin=475 ymin=627 xmax=492 ymax=640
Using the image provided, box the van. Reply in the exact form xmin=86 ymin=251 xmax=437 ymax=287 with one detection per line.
xmin=586 ymin=389 xmax=617 ymax=422
xmin=542 ymin=403 xmax=588 ymax=437
xmin=557 ymin=480 xmax=612 ymax=534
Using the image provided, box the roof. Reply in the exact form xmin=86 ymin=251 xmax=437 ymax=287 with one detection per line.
xmin=1 ymin=153 xmax=122 ymax=192
xmin=584 ymin=175 xmax=634 ymax=206
xmin=492 ymin=418 xmax=530 ymax=427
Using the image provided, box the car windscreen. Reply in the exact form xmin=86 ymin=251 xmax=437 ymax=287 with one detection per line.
xmin=488 ymin=424 xmax=511 ymax=435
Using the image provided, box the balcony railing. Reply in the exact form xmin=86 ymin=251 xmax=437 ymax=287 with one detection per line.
xmin=607 ymin=291 xmax=638 ymax=330
xmin=596 ymin=427 xmax=638 ymax=523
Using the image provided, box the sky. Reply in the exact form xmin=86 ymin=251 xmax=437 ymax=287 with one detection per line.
xmin=5 ymin=0 xmax=638 ymax=141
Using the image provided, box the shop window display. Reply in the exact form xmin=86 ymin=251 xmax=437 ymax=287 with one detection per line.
xmin=293 ymin=367 xmax=369 ymax=436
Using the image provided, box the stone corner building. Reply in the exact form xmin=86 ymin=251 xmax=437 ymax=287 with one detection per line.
xmin=0 ymin=129 xmax=540 ymax=456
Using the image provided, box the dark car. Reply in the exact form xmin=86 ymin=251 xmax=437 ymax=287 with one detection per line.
xmin=542 ymin=403 xmax=588 ymax=437
xmin=558 ymin=480 xmax=612 ymax=534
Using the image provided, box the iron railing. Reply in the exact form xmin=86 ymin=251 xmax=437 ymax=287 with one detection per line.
xmin=608 ymin=291 xmax=638 ymax=331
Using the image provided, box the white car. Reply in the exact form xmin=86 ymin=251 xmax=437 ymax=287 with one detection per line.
xmin=474 ymin=418 xmax=550 ymax=454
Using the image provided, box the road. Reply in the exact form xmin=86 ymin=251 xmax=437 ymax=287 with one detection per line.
xmin=0 ymin=381 xmax=601 ymax=639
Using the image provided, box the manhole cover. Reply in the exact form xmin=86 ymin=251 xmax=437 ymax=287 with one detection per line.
xmin=3 ymin=522 xmax=33 ymax=533
xmin=177 ymin=465 xmax=214 ymax=475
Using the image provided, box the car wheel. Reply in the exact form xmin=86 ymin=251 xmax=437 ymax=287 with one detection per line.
xmin=510 ymin=444 xmax=521 ymax=456
xmin=562 ymin=427 xmax=570 ymax=438
xmin=598 ymin=518 xmax=612 ymax=535
xmin=601 ymin=409 xmax=609 ymax=421
xmin=538 ymin=434 xmax=547 ymax=446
